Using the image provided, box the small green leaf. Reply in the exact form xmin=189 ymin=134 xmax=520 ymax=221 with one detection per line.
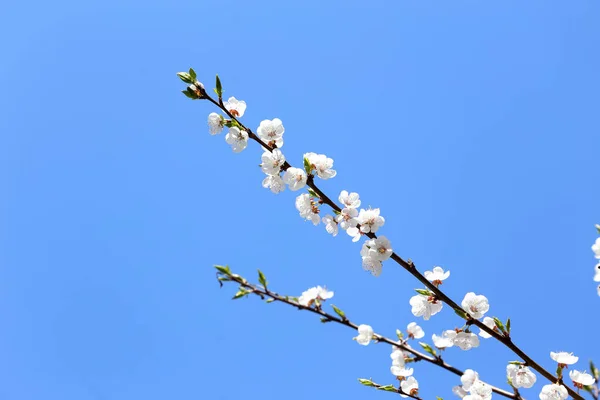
xmin=358 ymin=378 xmax=375 ymax=387
xmin=215 ymin=74 xmax=223 ymax=98
xmin=378 ymin=385 xmax=397 ymax=392
xmin=508 ymin=361 xmax=524 ymax=365
xmin=396 ymin=329 xmax=404 ymax=340
xmin=506 ymin=318 xmax=511 ymax=334
xmin=232 ymin=289 xmax=248 ymax=299
xmin=415 ymin=288 xmax=433 ymax=296
xmin=303 ymin=156 xmax=313 ymax=175
xmin=595 ymin=224 xmax=600 ymax=234
xmin=188 ymin=68 xmax=197 ymax=81
xmin=320 ymin=317 xmax=331 ymax=323
xmin=177 ymin=72 xmax=193 ymax=84
xmin=184 ymin=86 xmax=199 ymax=99
xmin=265 ymin=298 xmax=275 ymax=303
xmin=437 ymin=397 xmax=444 ymax=400
xmin=308 ymin=188 xmax=319 ymax=198
xmin=556 ymin=364 xmax=563 ymax=378
xmin=215 ymin=265 xmax=231 ymax=275
xmin=419 ymin=341 xmax=437 ymax=356
xmin=590 ymin=360 xmax=599 ymax=379
xmin=454 ymin=308 xmax=467 ymax=319
xmin=493 ymin=317 xmax=506 ymax=333
xmin=257 ymin=269 xmax=268 ymax=288
xmin=331 ymin=304 xmax=346 ymax=320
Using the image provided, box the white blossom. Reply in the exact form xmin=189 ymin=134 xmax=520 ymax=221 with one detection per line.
xmin=453 ymin=386 xmax=468 ymax=398
xmin=262 ymin=175 xmax=285 ymax=194
xmin=592 ymin=237 xmax=600 ymax=259
xmin=550 ymin=351 xmax=578 ymax=366
xmin=461 ymin=369 xmax=479 ymax=391
xmin=391 ymin=364 xmax=414 ymax=377
xmin=295 ymin=194 xmax=320 ymax=225
xmin=454 ymin=332 xmax=480 ymax=351
xmin=260 ymin=149 xmax=286 ymax=175
xmin=507 ymin=364 xmax=537 ymax=389
xmin=461 ymin=292 xmax=490 ymax=319
xmin=361 ymin=255 xmax=382 ymax=277
xmin=225 ymin=126 xmax=248 ymax=152
xmin=283 ymin=167 xmax=307 ymax=191
xmin=539 ymin=384 xmax=568 ymax=400
xmin=594 ymin=263 xmax=600 ymax=282
xmin=304 ymin=152 xmax=337 ymax=179
xmin=354 ymin=324 xmax=374 ymax=345
xmin=469 ymin=381 xmax=492 ymax=400
xmin=298 ymin=286 xmax=333 ymax=307
xmin=569 ymin=370 xmax=595 ymax=387
xmin=478 ymin=317 xmax=496 ymax=339
xmin=207 ymin=112 xmax=224 ymax=135
xmin=410 ymin=294 xmax=443 ymax=320
xmin=339 ymin=190 xmax=361 ymax=209
xmin=223 ymin=96 xmax=247 ymax=117
xmin=400 ymin=377 xmax=419 ymax=398
xmin=361 ymin=236 xmax=393 ymax=262
xmin=390 ymin=349 xmax=406 ymax=366
xmin=322 ymin=215 xmax=338 ymax=236
xmin=432 ymin=330 xmax=457 ymax=349
xmin=346 ymin=226 xmax=362 ymax=242
xmin=357 ymin=208 xmax=385 ymax=233
xmin=424 ymin=266 xmax=450 ymax=285
xmin=257 ymin=118 xmax=284 ymax=147
xmin=406 ymin=322 xmax=424 ymax=339
xmin=336 ymin=207 xmax=358 ymax=230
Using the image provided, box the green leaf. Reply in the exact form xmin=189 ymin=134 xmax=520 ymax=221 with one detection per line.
xmin=188 ymin=68 xmax=197 ymax=81
xmin=556 ymin=364 xmax=563 ymax=378
xmin=415 ymin=288 xmax=433 ymax=296
xmin=508 ymin=361 xmax=524 ymax=365
xmin=308 ymin=188 xmax=319 ymax=198
xmin=184 ymin=87 xmax=199 ymax=99
xmin=590 ymin=360 xmax=599 ymax=379
xmin=232 ymin=289 xmax=248 ymax=300
xmin=303 ymin=156 xmax=313 ymax=175
xmin=320 ymin=317 xmax=331 ymax=323
xmin=378 ymin=385 xmax=397 ymax=392
xmin=331 ymin=304 xmax=346 ymax=320
xmin=419 ymin=342 xmax=437 ymax=356
xmin=265 ymin=298 xmax=275 ymax=303
xmin=493 ymin=317 xmax=506 ymax=333
xmin=257 ymin=269 xmax=268 ymax=288
xmin=396 ymin=329 xmax=404 ymax=340
xmin=506 ymin=318 xmax=511 ymax=334
xmin=176 ymin=72 xmax=193 ymax=84
xmin=454 ymin=308 xmax=467 ymax=319
xmin=215 ymin=265 xmax=231 ymax=275
xmin=596 ymin=224 xmax=600 ymax=234
xmin=181 ymin=90 xmax=195 ymax=99
xmin=358 ymin=378 xmax=375 ymax=387
xmin=215 ymin=74 xmax=223 ymax=98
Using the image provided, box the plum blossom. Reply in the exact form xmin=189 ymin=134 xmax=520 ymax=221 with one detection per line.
xmin=400 ymin=377 xmax=419 ymax=398
xmin=361 ymin=255 xmax=382 ymax=277
xmin=207 ymin=112 xmax=224 ymax=135
xmin=453 ymin=386 xmax=468 ymax=398
xmin=569 ymin=370 xmax=595 ymax=388
xmin=257 ymin=118 xmax=284 ymax=147
xmin=283 ymin=167 xmax=307 ymax=191
xmin=262 ymin=175 xmax=285 ymax=194
xmin=223 ymin=96 xmax=247 ymax=117
xmin=354 ymin=324 xmax=374 ymax=346
xmin=469 ymin=381 xmax=492 ymax=400
xmin=461 ymin=292 xmax=490 ymax=319
xmin=295 ymin=194 xmax=320 ymax=225
xmin=339 ymin=190 xmax=361 ymax=209
xmin=507 ymin=364 xmax=537 ymax=389
xmin=592 ymin=238 xmax=600 ymax=259
xmin=260 ymin=149 xmax=286 ymax=175
xmin=410 ymin=294 xmax=443 ymax=320
xmin=361 ymin=236 xmax=393 ymax=262
xmin=322 ymin=215 xmax=338 ymax=236
xmin=304 ymin=152 xmax=337 ymax=179
xmin=432 ymin=330 xmax=457 ymax=349
xmin=225 ymin=126 xmax=248 ymax=152
xmin=424 ymin=266 xmax=450 ymax=286
xmin=461 ymin=369 xmax=479 ymax=391
xmin=478 ymin=317 xmax=496 ymax=339
xmin=454 ymin=332 xmax=480 ymax=351
xmin=550 ymin=351 xmax=578 ymax=366
xmin=336 ymin=207 xmax=358 ymax=231
xmin=406 ymin=322 xmax=424 ymax=339
xmin=346 ymin=226 xmax=362 ymax=242
xmin=357 ymin=208 xmax=385 ymax=233
xmin=391 ymin=362 xmax=414 ymax=377
xmin=539 ymin=384 xmax=568 ymax=400
xmin=298 ymin=286 xmax=333 ymax=307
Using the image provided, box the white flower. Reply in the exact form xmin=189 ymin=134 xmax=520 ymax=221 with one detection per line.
xmin=390 ymin=349 xmax=406 ymax=366
xmin=461 ymin=292 xmax=490 ymax=319
xmin=346 ymin=227 xmax=362 ymax=242
xmin=594 ymin=263 xmax=600 ymax=282
xmin=432 ymin=330 xmax=457 ymax=349
xmin=470 ymin=381 xmax=492 ymax=400
xmin=295 ymin=194 xmax=320 ymax=225
xmin=322 ymin=215 xmax=338 ymax=236
xmin=262 ymin=175 xmax=285 ymax=194
xmin=297 ymin=286 xmax=333 ymax=307
xmin=592 ymin=237 xmax=600 ymax=259
xmin=361 ymin=236 xmax=393 ymax=262
xmin=461 ymin=369 xmax=479 ymax=391
xmin=223 ymin=96 xmax=246 ymax=117
xmin=282 ymin=167 xmax=307 ymax=191
xmin=354 ymin=324 xmax=374 ymax=345
xmin=207 ymin=112 xmax=224 ymax=135
xmin=260 ymin=149 xmax=286 ymax=175
xmin=410 ymin=294 xmax=443 ymax=320
xmin=304 ymin=152 xmax=337 ymax=179
xmin=406 ymin=322 xmax=424 ymax=339
xmin=478 ymin=317 xmax=496 ymax=339
xmin=391 ymin=364 xmax=414 ymax=377
xmin=339 ymin=190 xmax=361 ymax=209
xmin=569 ymin=370 xmax=595 ymax=387
xmin=361 ymin=255 xmax=383 ymax=277
xmin=424 ymin=266 xmax=450 ymax=285
xmin=453 ymin=386 xmax=468 ymax=398
xmin=225 ymin=127 xmax=248 ymax=152
xmin=336 ymin=207 xmax=358 ymax=230
xmin=507 ymin=364 xmax=537 ymax=389
xmin=539 ymin=384 xmax=568 ymax=400
xmin=257 ymin=118 xmax=284 ymax=147
xmin=357 ymin=208 xmax=385 ymax=233
xmin=400 ymin=377 xmax=419 ymax=398
xmin=454 ymin=332 xmax=480 ymax=350
xmin=550 ymin=351 xmax=578 ymax=366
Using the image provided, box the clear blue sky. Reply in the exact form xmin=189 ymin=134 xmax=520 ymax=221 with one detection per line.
xmin=1 ymin=1 xmax=599 ymax=399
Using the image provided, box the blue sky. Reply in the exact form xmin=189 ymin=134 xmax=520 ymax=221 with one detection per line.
xmin=1 ymin=1 xmax=599 ymax=399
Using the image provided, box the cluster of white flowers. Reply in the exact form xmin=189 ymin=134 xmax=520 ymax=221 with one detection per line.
xmin=390 ymin=348 xmax=414 ymax=378
xmin=432 ymin=329 xmax=479 ymax=351
xmin=298 ymin=286 xmax=333 ymax=307
xmin=506 ymin=363 xmax=537 ymax=388
xmin=453 ymin=370 xmax=493 ymax=400
xmin=295 ymin=193 xmax=320 ymax=225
